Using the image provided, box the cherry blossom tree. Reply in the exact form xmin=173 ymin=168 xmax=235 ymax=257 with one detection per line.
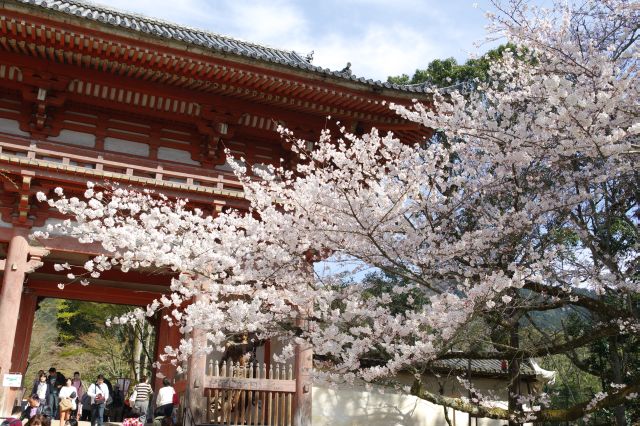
xmin=35 ymin=0 xmax=638 ymax=423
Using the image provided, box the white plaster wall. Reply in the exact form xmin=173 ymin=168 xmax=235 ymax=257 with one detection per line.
xmin=104 ymin=137 xmax=149 ymax=156
xmin=48 ymin=129 xmax=96 ymax=147
xmin=158 ymin=146 xmax=200 ymax=165
xmin=312 ymin=385 xmax=528 ymax=426
xmin=0 ymin=117 xmax=29 ymax=136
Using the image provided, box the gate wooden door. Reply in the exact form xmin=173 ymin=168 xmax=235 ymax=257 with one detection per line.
xmin=204 ymin=361 xmax=295 ymax=426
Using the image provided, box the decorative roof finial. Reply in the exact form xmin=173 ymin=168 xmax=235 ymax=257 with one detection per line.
xmin=340 ymin=62 xmax=352 ymax=76
xmin=305 ymin=50 xmax=314 ymax=63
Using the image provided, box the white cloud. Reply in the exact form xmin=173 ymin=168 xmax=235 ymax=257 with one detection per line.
xmin=82 ymin=0 xmax=489 ymax=81
xmin=96 ymin=0 xmax=206 ymax=27
xmin=223 ymin=0 xmax=308 ymax=45
xmin=312 ymin=25 xmax=445 ymax=80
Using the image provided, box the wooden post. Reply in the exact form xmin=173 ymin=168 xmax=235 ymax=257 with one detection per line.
xmin=152 ymin=311 xmax=179 ymax=390
xmin=293 ymin=342 xmax=313 ymax=426
xmin=0 ymin=233 xmax=32 ymax=416
xmin=293 ymin=313 xmax=313 ymax=426
xmin=186 ymin=325 xmax=208 ymax=424
xmin=10 ymin=292 xmax=38 ymax=375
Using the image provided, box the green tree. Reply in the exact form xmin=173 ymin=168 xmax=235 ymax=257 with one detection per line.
xmin=27 ymin=299 xmax=157 ymax=382
xmin=387 ymin=43 xmax=517 ymax=87
xmin=58 ymin=301 xmax=157 ymax=380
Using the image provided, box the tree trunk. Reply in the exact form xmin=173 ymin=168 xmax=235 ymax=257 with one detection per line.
xmin=142 ymin=321 xmax=152 ymax=376
xmin=132 ymin=326 xmax=143 ymax=379
xmin=138 ymin=324 xmax=146 ymax=377
xmin=508 ymin=322 xmax=522 ymax=426
xmin=609 ymin=337 xmax=627 ymax=426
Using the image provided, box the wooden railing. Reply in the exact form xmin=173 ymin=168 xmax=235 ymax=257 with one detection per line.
xmin=0 ymin=133 xmax=246 ymax=198
xmin=204 ymin=361 xmax=295 ymax=426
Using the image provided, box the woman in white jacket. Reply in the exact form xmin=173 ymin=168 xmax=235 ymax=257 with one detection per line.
xmin=58 ymin=378 xmax=77 ymax=426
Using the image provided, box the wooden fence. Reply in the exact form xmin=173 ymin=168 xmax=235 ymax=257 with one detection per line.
xmin=204 ymin=361 xmax=295 ymax=426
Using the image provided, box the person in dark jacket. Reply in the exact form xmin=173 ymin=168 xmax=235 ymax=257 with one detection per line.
xmin=32 ymin=373 xmax=51 ymax=405
xmin=21 ymin=395 xmax=52 ymax=421
xmin=47 ymin=368 xmax=66 ymax=419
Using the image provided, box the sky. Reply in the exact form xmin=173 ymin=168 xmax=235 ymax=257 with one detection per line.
xmin=97 ymin=0 xmax=501 ymax=81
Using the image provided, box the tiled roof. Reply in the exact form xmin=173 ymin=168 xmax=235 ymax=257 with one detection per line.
xmin=430 ymin=358 xmax=536 ymax=376
xmin=15 ymin=0 xmax=430 ymax=94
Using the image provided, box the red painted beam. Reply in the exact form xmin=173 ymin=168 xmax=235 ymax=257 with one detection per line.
xmin=35 ymin=263 xmax=173 ymax=288
xmin=26 ymin=280 xmax=161 ymax=306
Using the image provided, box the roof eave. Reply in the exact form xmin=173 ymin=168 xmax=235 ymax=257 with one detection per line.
xmin=4 ymin=0 xmax=429 ymax=101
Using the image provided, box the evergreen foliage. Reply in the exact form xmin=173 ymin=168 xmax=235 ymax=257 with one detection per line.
xmin=387 ymin=44 xmax=518 ymax=87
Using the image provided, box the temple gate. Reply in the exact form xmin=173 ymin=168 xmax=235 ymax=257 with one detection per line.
xmin=0 ymin=0 xmax=428 ymax=423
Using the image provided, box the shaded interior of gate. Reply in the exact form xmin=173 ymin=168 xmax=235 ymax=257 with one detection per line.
xmin=0 ymin=241 xmax=185 ymax=409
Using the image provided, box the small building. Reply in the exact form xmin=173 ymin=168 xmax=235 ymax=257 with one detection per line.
xmin=312 ymin=358 xmax=555 ymax=426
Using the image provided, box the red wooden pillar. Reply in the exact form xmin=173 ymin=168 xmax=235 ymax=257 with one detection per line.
xmin=0 ymin=233 xmax=31 ymax=416
xmin=10 ymin=293 xmax=38 ymax=376
xmin=152 ymin=312 xmax=180 ymax=390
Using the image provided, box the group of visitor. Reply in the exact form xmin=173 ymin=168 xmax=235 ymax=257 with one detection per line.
xmin=16 ymin=368 xmax=108 ymax=426
xmin=4 ymin=369 xmax=177 ymax=426
xmin=126 ymin=377 xmax=177 ymax=426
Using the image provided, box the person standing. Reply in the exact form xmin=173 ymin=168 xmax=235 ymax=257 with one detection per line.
xmin=59 ymin=378 xmax=77 ymax=426
xmin=154 ymin=379 xmax=175 ymax=418
xmin=32 ymin=370 xmax=45 ymax=390
xmin=71 ymin=372 xmax=84 ymax=420
xmin=87 ymin=375 xmax=109 ymax=426
xmin=47 ymin=368 xmax=65 ymax=419
xmin=111 ymin=385 xmax=124 ymax=422
xmin=32 ymin=373 xmax=51 ymax=406
xmin=132 ymin=376 xmax=153 ymax=424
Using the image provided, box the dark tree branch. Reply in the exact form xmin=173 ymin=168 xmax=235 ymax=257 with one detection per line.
xmin=435 ymin=324 xmax=619 ymax=361
xmin=523 ymin=281 xmax=632 ymax=320
xmin=412 ymin=378 xmax=640 ymax=422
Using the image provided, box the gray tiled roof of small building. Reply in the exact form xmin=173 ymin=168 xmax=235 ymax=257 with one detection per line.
xmin=16 ymin=0 xmax=430 ymax=94
xmin=431 ymin=358 xmax=536 ymax=376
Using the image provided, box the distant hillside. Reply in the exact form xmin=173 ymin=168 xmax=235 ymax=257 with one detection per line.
xmin=25 ymin=298 xmax=156 ymax=387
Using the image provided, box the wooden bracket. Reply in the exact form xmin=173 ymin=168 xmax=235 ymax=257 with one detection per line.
xmin=0 ymin=246 xmax=48 ymax=273
xmin=19 ymin=69 xmax=70 ymax=138
xmin=16 ymin=172 xmax=34 ymax=224
xmin=196 ymin=115 xmax=236 ymax=167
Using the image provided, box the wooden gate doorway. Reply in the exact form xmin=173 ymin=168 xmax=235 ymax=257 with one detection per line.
xmin=204 ymin=360 xmax=295 ymax=426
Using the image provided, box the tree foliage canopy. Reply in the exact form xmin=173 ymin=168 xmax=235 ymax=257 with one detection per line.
xmin=387 ymin=43 xmax=518 ymax=87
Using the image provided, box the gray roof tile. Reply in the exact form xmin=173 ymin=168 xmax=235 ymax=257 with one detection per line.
xmin=430 ymin=358 xmax=536 ymax=376
xmin=15 ymin=0 xmax=431 ymax=94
